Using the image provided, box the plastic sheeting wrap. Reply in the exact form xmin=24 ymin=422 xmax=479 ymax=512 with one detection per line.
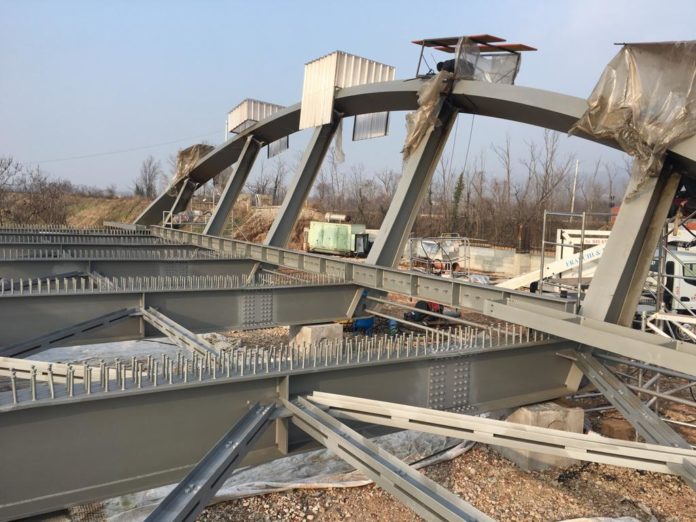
xmin=102 ymin=431 xmax=475 ymax=521
xmin=571 ymin=42 xmax=696 ymax=191
xmin=170 ymin=143 xmax=214 ymax=189
xmin=402 ymin=70 xmax=453 ymax=159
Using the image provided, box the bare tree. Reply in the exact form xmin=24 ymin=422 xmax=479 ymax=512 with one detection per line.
xmin=134 ymin=155 xmax=163 ymax=198
xmin=270 ymin=158 xmax=288 ymax=205
xmin=0 ymin=157 xmax=23 ymax=223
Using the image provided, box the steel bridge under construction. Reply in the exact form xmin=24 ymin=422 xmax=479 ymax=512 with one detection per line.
xmin=3 ymin=51 xmax=696 ymax=521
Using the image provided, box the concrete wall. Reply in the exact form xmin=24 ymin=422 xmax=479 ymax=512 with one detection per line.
xmin=468 ymin=245 xmax=541 ymax=276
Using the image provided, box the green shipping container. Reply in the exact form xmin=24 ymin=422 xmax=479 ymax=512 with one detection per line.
xmin=307 ymin=221 xmax=368 ymax=255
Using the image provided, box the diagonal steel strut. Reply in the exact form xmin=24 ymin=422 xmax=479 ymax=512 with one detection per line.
xmin=566 ymin=349 xmax=696 ymax=489
xmin=146 ymin=402 xmax=276 ymax=522
xmin=0 ymin=307 xmax=140 ymax=358
xmin=283 ymin=396 xmax=493 ymax=522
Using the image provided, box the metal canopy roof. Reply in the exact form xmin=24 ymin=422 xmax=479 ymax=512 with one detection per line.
xmin=412 ymin=34 xmax=537 ymax=53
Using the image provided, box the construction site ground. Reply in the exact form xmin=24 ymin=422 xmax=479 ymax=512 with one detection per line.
xmin=55 ymin=298 xmax=696 ymax=521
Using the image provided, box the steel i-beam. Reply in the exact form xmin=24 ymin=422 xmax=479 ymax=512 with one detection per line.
xmin=283 ymin=397 xmax=493 ymax=522
xmin=146 ymin=402 xmax=276 ymax=522
xmin=204 ymin=136 xmax=262 ymax=236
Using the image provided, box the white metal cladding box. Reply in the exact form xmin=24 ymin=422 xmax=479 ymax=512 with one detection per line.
xmin=227 ymin=99 xmax=285 ymax=134
xmin=299 ymin=51 xmax=395 ymax=130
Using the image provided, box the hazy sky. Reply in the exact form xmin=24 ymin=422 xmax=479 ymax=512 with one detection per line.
xmin=2 ymin=0 xmax=695 ymax=191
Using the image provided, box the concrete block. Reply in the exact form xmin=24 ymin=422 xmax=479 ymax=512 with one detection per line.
xmin=495 ymin=402 xmax=584 ymax=471
xmin=289 ymin=323 xmax=343 ymax=346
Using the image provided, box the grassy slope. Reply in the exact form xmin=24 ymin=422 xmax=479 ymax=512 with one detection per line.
xmin=65 ymin=195 xmax=150 ymax=227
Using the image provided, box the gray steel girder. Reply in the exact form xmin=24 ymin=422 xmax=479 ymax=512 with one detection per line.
xmin=0 ymin=258 xmax=256 ymax=280
xmin=0 ymin=284 xmax=358 ymax=348
xmin=481 ymin=299 xmax=696 ymax=376
xmin=146 ymin=402 xmax=276 ymax=522
xmin=204 ymin=136 xmax=262 ymax=236
xmin=152 ymin=227 xmax=575 ymax=315
xmin=0 ymin=341 xmax=575 ymax=520
xmin=285 ymin=396 xmax=492 ymax=522
xmin=141 ymin=307 xmax=218 ymax=356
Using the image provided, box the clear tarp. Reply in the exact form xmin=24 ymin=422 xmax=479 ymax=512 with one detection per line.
xmin=571 ymin=42 xmax=696 ymax=190
xmin=453 ymin=38 xmax=520 ymax=84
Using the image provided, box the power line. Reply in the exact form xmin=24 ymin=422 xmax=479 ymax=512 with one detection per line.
xmin=26 ymin=131 xmax=220 ymax=165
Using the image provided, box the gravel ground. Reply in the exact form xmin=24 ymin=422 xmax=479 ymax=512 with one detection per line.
xmin=198 ymin=444 xmax=695 ymax=521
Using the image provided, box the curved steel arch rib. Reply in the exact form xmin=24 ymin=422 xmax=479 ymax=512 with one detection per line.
xmin=134 ymin=78 xmax=696 ymax=226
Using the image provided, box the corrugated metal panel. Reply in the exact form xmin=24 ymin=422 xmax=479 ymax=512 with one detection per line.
xmin=353 ymin=111 xmax=390 ymax=141
xmin=299 ymin=52 xmax=395 ymax=130
xmin=227 ymin=99 xmax=285 ymax=134
xmin=267 ymin=136 xmax=289 ymax=158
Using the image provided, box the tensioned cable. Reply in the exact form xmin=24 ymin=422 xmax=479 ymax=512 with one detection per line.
xmin=26 ymin=131 xmax=220 ymax=165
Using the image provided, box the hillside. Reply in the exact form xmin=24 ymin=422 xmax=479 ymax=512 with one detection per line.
xmin=65 ymin=195 xmax=150 ymax=227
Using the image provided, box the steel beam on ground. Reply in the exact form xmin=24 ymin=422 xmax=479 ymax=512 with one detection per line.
xmin=0 ymin=308 xmax=140 ymax=358
xmin=141 ymin=307 xmax=218 ymax=356
xmin=482 ymin=299 xmax=696 ymax=376
xmin=264 ymin=119 xmax=340 ymax=248
xmin=307 ymin=392 xmax=696 ymax=476
xmin=146 ymin=402 xmax=276 ymax=522
xmin=284 ymin=396 xmax=492 ymax=522
xmin=366 ymin=99 xmax=458 ymax=268
xmin=0 ymin=341 xmax=577 ymax=520
xmin=564 ymin=349 xmax=696 ymax=488
xmin=0 ymin=284 xmax=358 ymax=347
xmin=152 ymin=227 xmax=575 ymax=315
xmin=582 ymin=165 xmax=681 ymax=326
xmin=0 ymin=258 xmax=256 ymax=280
xmin=204 ymin=136 xmax=262 ymax=236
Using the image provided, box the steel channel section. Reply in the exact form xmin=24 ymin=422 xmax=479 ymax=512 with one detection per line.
xmin=307 ymin=392 xmax=696 ymax=476
xmin=140 ymin=307 xmax=218 ymax=356
xmin=482 ymin=299 xmax=696 ymax=376
xmin=146 ymin=403 xmax=276 ymax=522
xmin=0 ymin=284 xmax=358 ymax=348
xmin=0 ymin=341 xmax=576 ymax=519
xmin=285 ymin=397 xmax=491 ymax=522
xmin=204 ymin=136 xmax=262 ymax=236
xmin=0 ymin=258 xmax=257 ymax=280
xmin=264 ymin=119 xmax=340 ymax=248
